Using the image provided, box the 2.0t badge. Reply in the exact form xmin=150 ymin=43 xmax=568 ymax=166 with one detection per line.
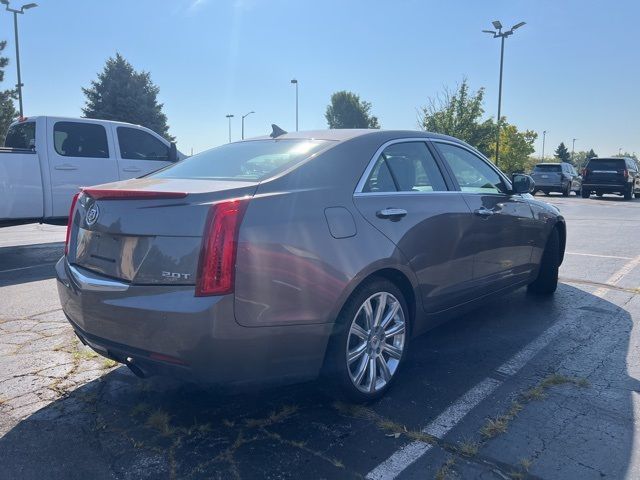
xmin=85 ymin=202 xmax=100 ymax=226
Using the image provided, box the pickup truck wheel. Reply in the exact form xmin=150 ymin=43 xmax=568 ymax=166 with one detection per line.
xmin=581 ymin=188 xmax=590 ymax=199
xmin=528 ymin=228 xmax=560 ymax=295
xmin=324 ymin=279 xmax=409 ymax=402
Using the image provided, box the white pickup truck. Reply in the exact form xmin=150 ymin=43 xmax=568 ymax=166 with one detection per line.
xmin=0 ymin=116 xmax=183 ymax=226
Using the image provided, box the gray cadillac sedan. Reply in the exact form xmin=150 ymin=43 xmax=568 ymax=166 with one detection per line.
xmin=56 ymin=129 xmax=565 ymax=401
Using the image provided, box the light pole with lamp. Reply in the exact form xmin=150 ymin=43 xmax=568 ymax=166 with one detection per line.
xmin=483 ymin=20 xmax=526 ymax=168
xmin=1 ymin=0 xmax=37 ymax=117
xmin=290 ymin=78 xmax=298 ymax=131
xmin=241 ymin=111 xmax=254 ymax=140
xmin=225 ymin=114 xmax=234 ymax=143
xmin=571 ymin=138 xmax=577 ymax=164
xmin=541 ymin=130 xmax=547 ymax=161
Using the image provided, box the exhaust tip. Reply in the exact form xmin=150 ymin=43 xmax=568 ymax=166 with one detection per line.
xmin=125 ymin=357 xmax=147 ymax=378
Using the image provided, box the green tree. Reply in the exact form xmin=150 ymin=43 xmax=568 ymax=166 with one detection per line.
xmin=419 ymin=79 xmax=494 ymax=157
xmin=489 ymin=121 xmax=537 ymax=174
xmin=82 ymin=53 xmax=174 ymax=140
xmin=554 ymin=142 xmax=571 ymax=164
xmin=0 ymin=40 xmax=18 ymax=143
xmin=325 ymin=90 xmax=380 ymax=129
xmin=614 ymin=151 xmax=638 ymax=161
xmin=573 ymin=149 xmax=598 ymax=169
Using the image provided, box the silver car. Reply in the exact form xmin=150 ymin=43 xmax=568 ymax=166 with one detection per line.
xmin=56 ymin=129 xmax=565 ymax=401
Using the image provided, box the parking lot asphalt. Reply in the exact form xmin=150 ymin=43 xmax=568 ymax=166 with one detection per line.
xmin=1 ymin=194 xmax=640 ymax=479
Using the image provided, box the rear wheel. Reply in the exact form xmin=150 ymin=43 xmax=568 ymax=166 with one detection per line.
xmin=581 ymin=188 xmax=590 ymax=199
xmin=325 ymin=279 xmax=409 ymax=402
xmin=528 ymin=228 xmax=560 ymax=295
xmin=634 ymin=193 xmax=640 ymax=199
xmin=624 ymin=185 xmax=633 ymax=200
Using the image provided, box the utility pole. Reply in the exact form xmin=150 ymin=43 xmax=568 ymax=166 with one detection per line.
xmin=483 ymin=20 xmax=526 ymax=168
xmin=541 ymin=130 xmax=547 ymax=161
xmin=290 ymin=79 xmax=298 ymax=131
xmin=241 ymin=111 xmax=254 ymax=140
xmin=225 ymin=114 xmax=234 ymax=143
xmin=1 ymin=1 xmax=38 ymax=117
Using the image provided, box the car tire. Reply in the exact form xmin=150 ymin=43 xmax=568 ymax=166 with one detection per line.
xmin=532 ymin=189 xmax=539 ymax=196
xmin=581 ymin=188 xmax=590 ymax=198
xmin=324 ymin=278 xmax=409 ymax=402
xmin=624 ymin=185 xmax=633 ymax=200
xmin=562 ymin=183 xmax=570 ymax=197
xmin=528 ymin=228 xmax=560 ymax=295
xmin=543 ymin=191 xmax=550 ymax=196
xmin=634 ymin=193 xmax=640 ymax=199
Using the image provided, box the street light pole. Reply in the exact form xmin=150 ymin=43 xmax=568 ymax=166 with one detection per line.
xmin=225 ymin=114 xmax=234 ymax=143
xmin=483 ymin=20 xmax=525 ymax=169
xmin=290 ymin=79 xmax=298 ymax=131
xmin=572 ymin=138 xmax=577 ymax=164
xmin=541 ymin=130 xmax=547 ymax=161
xmin=1 ymin=1 xmax=38 ymax=118
xmin=241 ymin=110 xmax=254 ymax=140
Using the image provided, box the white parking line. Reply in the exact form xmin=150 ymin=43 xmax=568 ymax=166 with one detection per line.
xmin=365 ymin=254 xmax=640 ymax=480
xmin=566 ymin=252 xmax=632 ymax=260
xmin=0 ymin=263 xmax=56 ymax=274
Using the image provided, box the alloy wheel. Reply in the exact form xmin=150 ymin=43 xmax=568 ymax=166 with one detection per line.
xmin=346 ymin=292 xmax=406 ymax=393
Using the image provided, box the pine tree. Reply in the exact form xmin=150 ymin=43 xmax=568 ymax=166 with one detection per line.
xmin=82 ymin=53 xmax=174 ymax=140
xmin=586 ymin=149 xmax=597 ymax=160
xmin=325 ymin=91 xmax=380 ymax=129
xmin=0 ymin=40 xmax=18 ymax=142
xmin=554 ymin=142 xmax=571 ymax=164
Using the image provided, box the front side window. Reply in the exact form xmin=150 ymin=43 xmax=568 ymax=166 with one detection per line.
xmin=152 ymin=139 xmax=330 ymax=181
xmin=362 ymin=142 xmax=448 ymax=193
xmin=4 ymin=121 xmax=36 ymax=149
xmin=117 ymin=127 xmax=170 ymax=161
xmin=54 ymin=122 xmax=109 ymax=158
xmin=435 ymin=142 xmax=506 ymax=194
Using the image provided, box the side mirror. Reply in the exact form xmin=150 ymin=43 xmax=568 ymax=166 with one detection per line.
xmin=168 ymin=142 xmax=178 ymax=162
xmin=511 ymin=173 xmax=535 ymax=194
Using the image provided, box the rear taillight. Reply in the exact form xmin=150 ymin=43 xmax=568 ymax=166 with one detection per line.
xmin=195 ymin=200 xmax=248 ymax=296
xmin=624 ymin=170 xmax=629 ymax=178
xmin=582 ymin=168 xmax=589 ymax=177
xmin=64 ymin=192 xmax=80 ymax=255
xmin=81 ymin=189 xmax=187 ymax=201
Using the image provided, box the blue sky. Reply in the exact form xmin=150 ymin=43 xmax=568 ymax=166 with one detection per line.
xmin=0 ymin=0 xmax=638 ymax=157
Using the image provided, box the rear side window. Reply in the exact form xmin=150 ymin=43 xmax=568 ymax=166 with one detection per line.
xmin=54 ymin=122 xmax=109 ymax=158
xmin=4 ymin=122 xmax=36 ymax=149
xmin=117 ymin=127 xmax=170 ymax=161
xmin=587 ymin=159 xmax=624 ymax=171
xmin=152 ymin=139 xmax=330 ymax=181
xmin=362 ymin=142 xmax=448 ymax=193
xmin=435 ymin=142 xmax=506 ymax=194
xmin=533 ymin=164 xmax=561 ymax=172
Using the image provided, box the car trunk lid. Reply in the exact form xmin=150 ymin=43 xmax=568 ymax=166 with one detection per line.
xmin=68 ymin=177 xmax=257 ymax=286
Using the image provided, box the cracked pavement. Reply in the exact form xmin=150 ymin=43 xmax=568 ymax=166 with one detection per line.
xmin=2 ymin=196 xmax=640 ymax=479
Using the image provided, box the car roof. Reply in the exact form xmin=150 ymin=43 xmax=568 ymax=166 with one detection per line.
xmin=535 ymin=163 xmax=565 ymax=166
xmin=244 ymin=128 xmax=472 ymax=146
xmin=11 ymin=116 xmax=142 ymax=128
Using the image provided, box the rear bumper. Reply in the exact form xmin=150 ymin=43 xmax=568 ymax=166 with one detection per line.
xmin=56 ymin=257 xmax=333 ymax=385
xmin=532 ymin=181 xmax=567 ymax=191
xmin=582 ymin=183 xmax=628 ymax=193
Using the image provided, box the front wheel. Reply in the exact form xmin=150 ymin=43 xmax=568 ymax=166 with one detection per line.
xmin=528 ymin=228 xmax=560 ymax=295
xmin=581 ymin=188 xmax=590 ymax=198
xmin=624 ymin=185 xmax=633 ymax=200
xmin=325 ymin=279 xmax=409 ymax=402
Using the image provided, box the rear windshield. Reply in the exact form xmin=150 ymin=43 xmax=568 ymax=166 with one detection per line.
xmin=152 ymin=139 xmax=331 ymax=181
xmin=533 ymin=164 xmax=561 ymax=172
xmin=587 ymin=159 xmax=624 ymax=170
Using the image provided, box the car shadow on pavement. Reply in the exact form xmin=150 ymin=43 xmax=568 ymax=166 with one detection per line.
xmin=0 ymin=284 xmax=636 ymax=479
xmin=0 ymin=242 xmax=63 ymax=287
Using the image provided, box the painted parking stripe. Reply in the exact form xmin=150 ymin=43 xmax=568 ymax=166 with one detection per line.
xmin=565 ymin=252 xmax=632 ymax=260
xmin=366 ymin=378 xmax=501 ymax=480
xmin=366 ymin=254 xmax=640 ymax=480
xmin=0 ymin=263 xmax=56 ymax=274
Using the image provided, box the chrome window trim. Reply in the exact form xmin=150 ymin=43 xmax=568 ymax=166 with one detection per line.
xmin=430 ymin=139 xmax=514 ymax=195
xmin=68 ymin=263 xmax=129 ymax=292
xmin=353 ymin=137 xmax=448 ymax=195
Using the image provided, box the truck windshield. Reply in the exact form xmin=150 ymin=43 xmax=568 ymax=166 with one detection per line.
xmin=4 ymin=122 xmax=36 ymax=149
xmin=152 ymin=139 xmax=332 ymax=181
xmin=533 ymin=164 xmax=561 ymax=172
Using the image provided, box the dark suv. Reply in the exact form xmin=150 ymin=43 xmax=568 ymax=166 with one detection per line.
xmin=530 ymin=162 xmax=581 ymax=196
xmin=581 ymin=157 xmax=640 ymax=200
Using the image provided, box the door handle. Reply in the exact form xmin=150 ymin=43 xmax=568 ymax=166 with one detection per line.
xmin=54 ymin=163 xmax=78 ymax=171
xmin=474 ymin=207 xmax=495 ymax=218
xmin=123 ymin=167 xmax=142 ymax=172
xmin=376 ymin=208 xmax=407 ymax=220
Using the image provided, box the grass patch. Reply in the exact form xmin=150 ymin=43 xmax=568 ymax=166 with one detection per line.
xmin=435 ymin=456 xmax=456 ymax=480
xmin=101 ymin=358 xmax=118 ymax=369
xmin=457 ymin=438 xmax=479 ymax=457
xmin=130 ymin=402 xmax=151 ymax=416
xmin=146 ymin=409 xmax=173 ymax=436
xmin=245 ymin=405 xmax=299 ymax=428
xmin=519 ymin=457 xmax=533 ymax=471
